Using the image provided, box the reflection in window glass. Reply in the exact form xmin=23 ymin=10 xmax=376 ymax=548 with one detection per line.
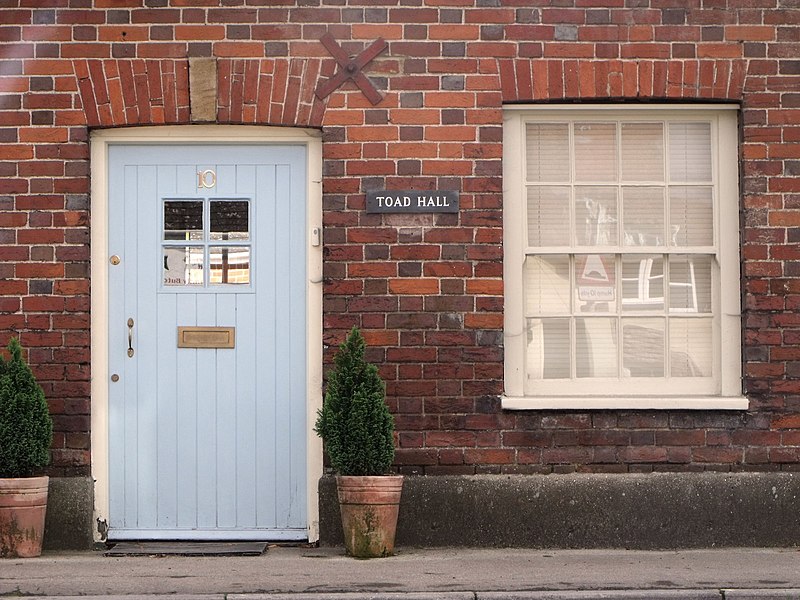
xmin=525 ymin=255 xmax=570 ymax=316
xmin=527 ymin=186 xmax=570 ymax=247
xmin=574 ymin=122 xmax=617 ymax=182
xmin=163 ymin=246 xmax=203 ymax=286
xmin=576 ymin=317 xmax=617 ymax=377
xmin=164 ymin=201 xmax=203 ymax=241
xmin=526 ymin=318 xmax=571 ymax=379
xmin=209 ymin=246 xmax=250 ymax=285
xmin=621 ymin=255 xmax=664 ymax=312
xmin=211 ymin=200 xmax=249 ymax=241
xmin=623 ymin=187 xmax=666 ymax=246
xmin=621 ymin=123 xmax=664 ymax=182
xmin=575 ymin=254 xmax=616 ymax=313
xmin=622 ymin=318 xmax=665 ymax=377
xmin=526 ymin=123 xmax=570 ymax=182
xmin=575 ymin=187 xmax=618 ymax=246
xmin=670 ymin=318 xmax=712 ymax=377
xmin=669 ymin=255 xmax=712 ymax=314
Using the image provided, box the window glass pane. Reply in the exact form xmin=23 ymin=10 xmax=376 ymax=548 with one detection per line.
xmin=209 ymin=246 xmax=250 ymax=285
xmin=621 ymin=122 xmax=664 ymax=182
xmin=526 ymin=318 xmax=570 ymax=380
xmin=163 ymin=246 xmax=203 ymax=286
xmin=575 ymin=122 xmax=617 ymax=182
xmin=669 ymin=186 xmax=713 ymax=246
xmin=575 ymin=254 xmax=616 ymax=313
xmin=525 ymin=255 xmax=570 ymax=315
xmin=622 ymin=318 xmax=665 ymax=377
xmin=210 ymin=200 xmax=249 ymax=241
xmin=526 ymin=123 xmax=569 ymax=182
xmin=670 ymin=318 xmax=712 ymax=377
xmin=575 ymin=187 xmax=618 ymax=246
xmin=527 ymin=186 xmax=570 ymax=246
xmin=576 ymin=317 xmax=618 ymax=377
xmin=164 ymin=200 xmax=203 ymax=241
xmin=669 ymin=255 xmax=712 ymax=314
xmin=621 ymin=255 xmax=664 ymax=312
xmin=622 ymin=187 xmax=666 ymax=246
xmin=669 ymin=122 xmax=712 ymax=182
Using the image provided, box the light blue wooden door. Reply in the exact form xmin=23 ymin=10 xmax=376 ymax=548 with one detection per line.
xmin=107 ymin=144 xmax=307 ymax=540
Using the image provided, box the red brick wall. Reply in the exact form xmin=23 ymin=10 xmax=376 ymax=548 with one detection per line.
xmin=0 ymin=1 xmax=798 ymax=476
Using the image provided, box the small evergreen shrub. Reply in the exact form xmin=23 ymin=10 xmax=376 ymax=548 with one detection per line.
xmin=0 ymin=338 xmax=53 ymax=478
xmin=315 ymin=328 xmax=395 ymax=476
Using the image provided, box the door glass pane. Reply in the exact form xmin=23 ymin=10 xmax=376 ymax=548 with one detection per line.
xmin=669 ymin=186 xmax=713 ymax=246
xmin=525 ymin=255 xmax=570 ymax=315
xmin=669 ymin=255 xmax=712 ymax=313
xmin=526 ymin=123 xmax=569 ymax=182
xmin=576 ymin=317 xmax=617 ymax=377
xmin=575 ymin=254 xmax=616 ymax=313
xmin=575 ymin=122 xmax=617 ymax=182
xmin=526 ymin=318 xmax=570 ymax=380
xmin=669 ymin=122 xmax=712 ymax=182
xmin=621 ymin=122 xmax=664 ymax=182
xmin=575 ymin=187 xmax=618 ymax=246
xmin=623 ymin=187 xmax=666 ymax=247
xmin=670 ymin=318 xmax=712 ymax=377
xmin=622 ymin=317 xmax=665 ymax=377
xmin=527 ymin=186 xmax=570 ymax=246
xmin=209 ymin=246 xmax=250 ymax=285
xmin=621 ymin=255 xmax=664 ymax=312
xmin=163 ymin=246 xmax=203 ymax=286
xmin=211 ymin=200 xmax=249 ymax=241
xmin=164 ymin=201 xmax=203 ymax=241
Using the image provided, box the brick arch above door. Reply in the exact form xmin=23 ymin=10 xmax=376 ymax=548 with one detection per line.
xmin=498 ymin=59 xmax=747 ymax=103
xmin=73 ymin=58 xmax=328 ymax=128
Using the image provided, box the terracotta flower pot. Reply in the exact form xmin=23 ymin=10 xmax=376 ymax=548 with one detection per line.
xmin=336 ymin=475 xmax=403 ymax=558
xmin=0 ymin=476 xmax=49 ymax=558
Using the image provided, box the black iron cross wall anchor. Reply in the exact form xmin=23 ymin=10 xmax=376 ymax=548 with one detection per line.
xmin=315 ymin=33 xmax=388 ymax=106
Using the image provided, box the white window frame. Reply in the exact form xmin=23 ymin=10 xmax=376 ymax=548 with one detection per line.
xmin=503 ymin=104 xmax=747 ymax=410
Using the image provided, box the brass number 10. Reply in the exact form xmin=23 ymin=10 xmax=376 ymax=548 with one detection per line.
xmin=197 ymin=169 xmax=216 ymax=189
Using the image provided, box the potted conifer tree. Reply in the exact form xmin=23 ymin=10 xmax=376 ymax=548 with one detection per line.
xmin=0 ymin=338 xmax=53 ymax=558
xmin=315 ymin=327 xmax=402 ymax=558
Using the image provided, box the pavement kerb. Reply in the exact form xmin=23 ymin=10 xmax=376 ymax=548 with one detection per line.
xmin=19 ymin=591 xmax=800 ymax=600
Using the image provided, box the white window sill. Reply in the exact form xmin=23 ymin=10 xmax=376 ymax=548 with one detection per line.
xmin=501 ymin=396 xmax=749 ymax=411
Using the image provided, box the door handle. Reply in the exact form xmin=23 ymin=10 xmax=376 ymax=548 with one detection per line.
xmin=127 ymin=318 xmax=134 ymax=358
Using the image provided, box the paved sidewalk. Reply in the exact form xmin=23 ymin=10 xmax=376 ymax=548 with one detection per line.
xmin=2 ymin=546 xmax=800 ymax=599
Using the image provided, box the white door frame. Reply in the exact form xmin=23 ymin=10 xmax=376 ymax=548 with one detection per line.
xmin=90 ymin=125 xmax=323 ymax=543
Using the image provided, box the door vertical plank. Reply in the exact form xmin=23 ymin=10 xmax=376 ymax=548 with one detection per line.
xmin=255 ymin=164 xmax=277 ymax=528
xmin=215 ymin=293 xmax=237 ymax=528
xmin=215 ymin=164 xmax=236 ymax=196
xmin=135 ymin=165 xmax=159 ymax=530
xmin=274 ymin=161 xmax=305 ymax=528
xmin=234 ymin=163 xmax=257 ymax=528
xmin=195 ymin=293 xmax=218 ymax=528
xmin=235 ymin=292 xmax=257 ymax=528
xmin=120 ymin=162 xmax=140 ymax=529
xmin=156 ymin=165 xmax=178 ymax=528
xmin=286 ymin=152 xmax=308 ymax=527
xmin=176 ymin=164 xmax=198 ymax=197
xmin=107 ymin=150 xmax=126 ymax=529
xmin=175 ymin=293 xmax=198 ymax=529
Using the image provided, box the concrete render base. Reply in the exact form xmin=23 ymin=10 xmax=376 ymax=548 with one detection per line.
xmin=319 ymin=472 xmax=800 ymax=549
xmin=41 ymin=472 xmax=800 ymax=550
xmin=44 ymin=476 xmax=95 ymax=551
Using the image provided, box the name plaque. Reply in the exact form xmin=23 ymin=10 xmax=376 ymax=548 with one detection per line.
xmin=366 ymin=190 xmax=459 ymax=214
